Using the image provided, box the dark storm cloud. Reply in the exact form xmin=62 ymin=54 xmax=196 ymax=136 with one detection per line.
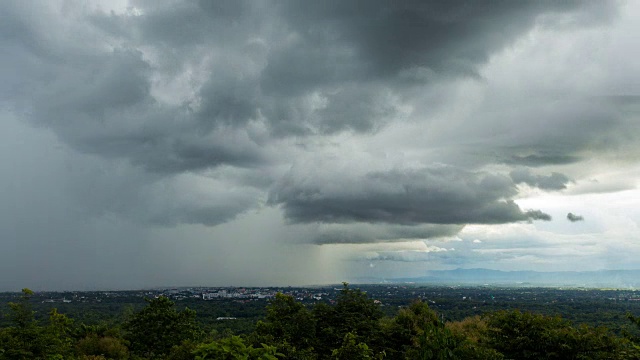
xmin=567 ymin=213 xmax=585 ymax=222
xmin=510 ymin=168 xmax=572 ymax=191
xmin=0 ymin=0 xmax=621 ymax=234
xmin=274 ymin=1 xmax=609 ymax=83
xmin=259 ymin=0 xmax=615 ymax=134
xmin=5 ymin=0 xmax=618 ymax=169
xmin=2 ymin=30 xmax=267 ymax=173
xmin=4 ymin=0 xmax=640 ymax=292
xmin=94 ymin=0 xmax=255 ymax=47
xmin=91 ymin=0 xmax=615 ymax=137
xmin=270 ymin=166 xmax=550 ymax=226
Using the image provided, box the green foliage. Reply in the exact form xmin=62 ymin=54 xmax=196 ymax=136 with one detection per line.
xmin=165 ymin=340 xmax=200 ymax=360
xmin=334 ymin=283 xmax=384 ymax=338
xmin=0 ymin=289 xmax=74 ymax=360
xmin=383 ymin=301 xmax=501 ymax=360
xmin=123 ymin=296 xmax=201 ymax=359
xmin=2 ymin=286 xmax=640 ymax=360
xmin=194 ymin=335 xmax=282 ymax=360
xmin=7 ymin=289 xmax=35 ymax=329
xmin=486 ymin=309 xmax=624 ymax=360
xmin=486 ymin=310 xmax=569 ymax=359
xmin=44 ymin=308 xmax=75 ymax=357
xmin=255 ymin=293 xmax=316 ymax=359
xmin=446 ymin=316 xmax=504 ymax=360
xmin=76 ymin=335 xmax=129 ymax=359
xmin=314 ymin=283 xmax=384 ymax=358
xmin=619 ymin=313 xmax=640 ymax=359
xmin=330 ymin=332 xmax=374 ymax=360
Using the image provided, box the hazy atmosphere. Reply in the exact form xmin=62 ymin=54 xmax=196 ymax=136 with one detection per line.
xmin=1 ymin=0 xmax=639 ymax=290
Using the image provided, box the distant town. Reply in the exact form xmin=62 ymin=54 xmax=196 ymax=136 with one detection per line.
xmin=10 ymin=284 xmax=640 ymax=310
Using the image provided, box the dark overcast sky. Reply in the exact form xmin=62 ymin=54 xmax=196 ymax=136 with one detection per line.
xmin=1 ymin=0 xmax=639 ymax=290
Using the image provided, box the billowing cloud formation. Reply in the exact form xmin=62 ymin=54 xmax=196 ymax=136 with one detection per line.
xmin=4 ymin=1 xmax=620 ymax=160
xmin=2 ymin=0 xmax=640 ymax=290
xmin=567 ymin=213 xmax=585 ymax=222
xmin=274 ymin=1 xmax=613 ymax=82
xmin=3 ymin=0 xmax=589 ymax=241
xmin=0 ymin=0 xmax=622 ymax=244
xmin=270 ymin=165 xmax=550 ymax=226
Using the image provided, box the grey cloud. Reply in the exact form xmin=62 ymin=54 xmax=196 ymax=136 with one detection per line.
xmin=91 ymin=0 xmax=614 ymax=138
xmin=96 ymin=0 xmax=256 ymax=48
xmin=141 ymin=194 xmax=258 ymax=227
xmin=567 ymin=178 xmax=637 ymax=195
xmin=260 ymin=85 xmax=404 ymax=136
xmin=275 ymin=1 xmax=612 ymax=83
xmin=53 ymin=152 xmax=263 ymax=227
xmin=426 ymin=95 xmax=639 ymax=177
xmin=259 ymin=1 xmax=614 ymax=134
xmin=42 ymin=49 xmax=151 ymax=118
xmin=457 ymin=113 xmax=633 ymax=190
xmin=363 ymin=248 xmax=451 ymax=262
xmin=259 ymin=35 xmax=355 ymax=97
xmin=270 ymin=166 xmax=550 ymax=226
xmin=506 ymin=153 xmax=582 ymax=167
xmin=2 ymin=0 xmax=640 ymax=290
xmin=307 ymin=223 xmax=463 ymax=245
xmin=0 ymin=117 xmax=331 ymax=290
xmin=510 ymin=168 xmax=571 ymax=190
xmin=0 ymin=0 xmax=628 ymax=238
xmin=315 ymin=86 xmax=400 ymax=134
xmin=7 ymin=40 xmax=267 ymax=175
xmin=196 ymin=72 xmax=262 ymax=128
xmin=567 ymin=213 xmax=585 ymax=222
xmin=525 ymin=210 xmax=552 ymax=221
xmin=359 ymin=228 xmax=589 ymax=265
xmin=3 ymin=0 xmax=623 ymax=181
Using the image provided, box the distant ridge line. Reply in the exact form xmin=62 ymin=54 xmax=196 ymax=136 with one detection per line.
xmin=361 ymin=269 xmax=640 ymax=288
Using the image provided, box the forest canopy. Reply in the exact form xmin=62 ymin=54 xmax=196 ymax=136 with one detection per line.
xmin=2 ymin=285 xmax=640 ymax=359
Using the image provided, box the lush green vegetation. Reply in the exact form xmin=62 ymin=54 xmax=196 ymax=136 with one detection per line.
xmin=3 ymin=285 xmax=640 ymax=359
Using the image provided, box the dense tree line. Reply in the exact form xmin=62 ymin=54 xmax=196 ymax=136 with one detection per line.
xmin=2 ymin=285 xmax=640 ymax=359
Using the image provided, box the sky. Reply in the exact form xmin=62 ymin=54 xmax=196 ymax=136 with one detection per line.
xmin=1 ymin=0 xmax=639 ymax=290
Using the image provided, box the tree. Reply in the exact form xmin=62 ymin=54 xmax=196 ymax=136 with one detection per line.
xmin=0 ymin=289 xmax=74 ymax=360
xmin=314 ymin=283 xmax=384 ymax=358
xmin=486 ymin=310 xmax=575 ymax=359
xmin=193 ymin=335 xmax=281 ymax=360
xmin=486 ymin=310 xmax=623 ymax=360
xmin=255 ymin=293 xmax=316 ymax=359
xmin=330 ymin=333 xmax=373 ymax=360
xmin=75 ymin=334 xmax=129 ymax=359
xmin=382 ymin=301 xmax=501 ymax=360
xmin=123 ymin=296 xmax=201 ymax=358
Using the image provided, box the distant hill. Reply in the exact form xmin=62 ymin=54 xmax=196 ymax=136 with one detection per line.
xmin=359 ymin=269 xmax=640 ymax=288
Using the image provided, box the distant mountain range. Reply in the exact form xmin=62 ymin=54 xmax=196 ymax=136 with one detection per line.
xmin=357 ymin=269 xmax=640 ymax=288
